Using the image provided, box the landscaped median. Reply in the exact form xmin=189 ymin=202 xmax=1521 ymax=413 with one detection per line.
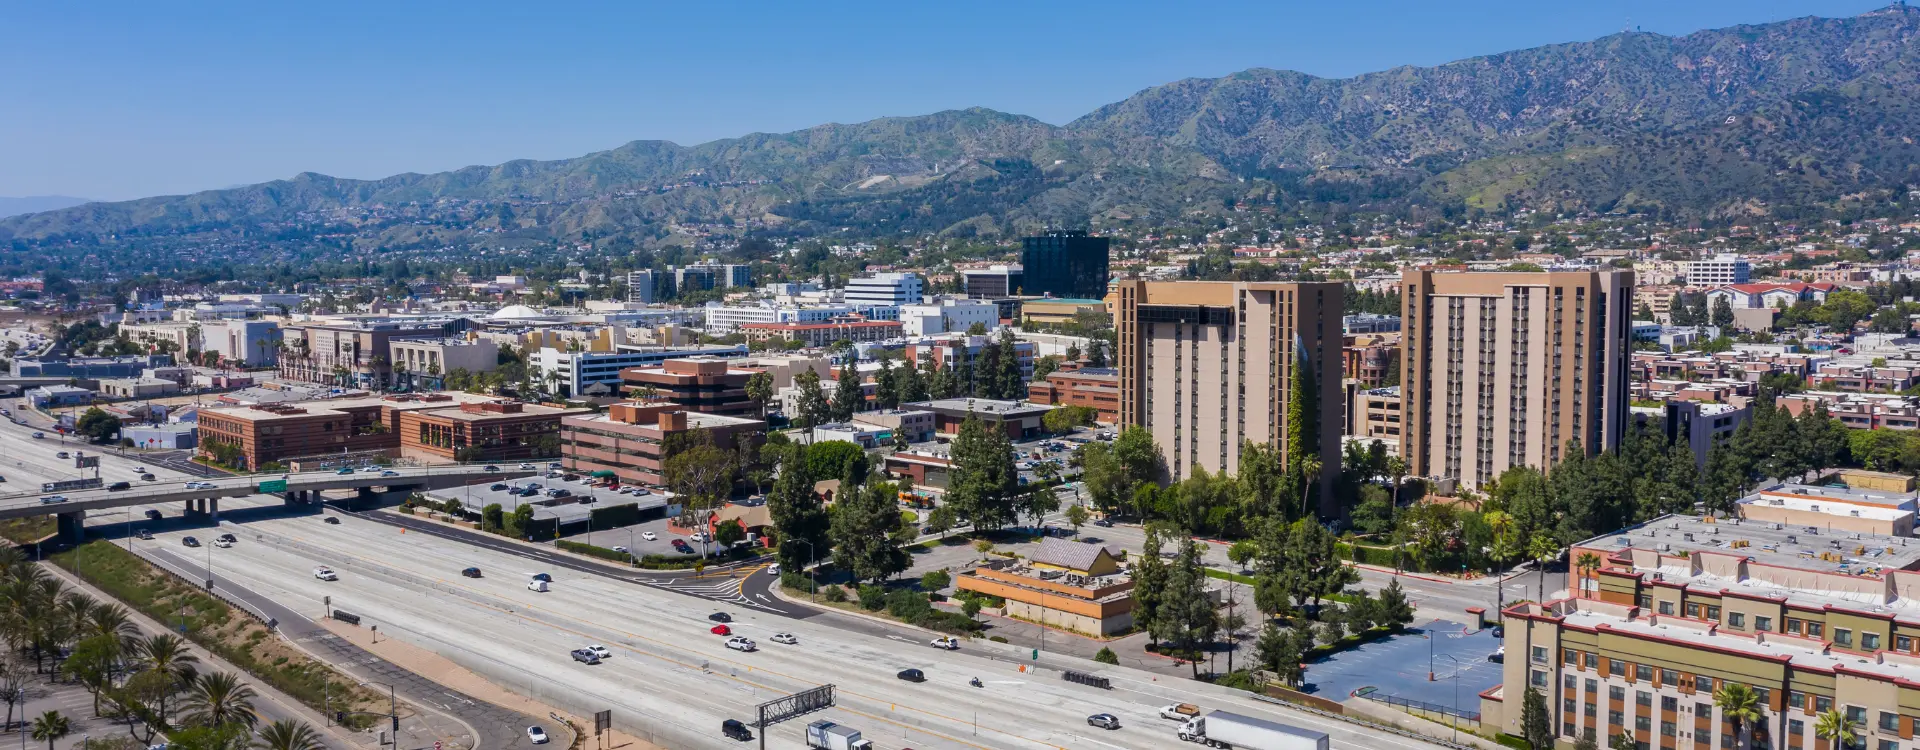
xmin=50 ymin=540 xmax=387 ymax=728
xmin=554 ymin=538 xmax=758 ymax=570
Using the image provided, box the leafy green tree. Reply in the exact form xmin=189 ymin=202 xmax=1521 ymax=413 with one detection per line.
xmin=945 ymin=414 xmax=1018 ymax=531
xmin=1574 ymin=728 xmax=1599 ymax=750
xmin=919 ymin=570 xmax=950 ymax=592
xmin=714 ymin=520 xmax=745 ymax=547
xmin=1092 ymin=647 xmax=1118 ymax=665
xmin=481 ymin=503 xmax=504 ymax=532
xmin=830 ymin=481 xmax=909 ymax=584
xmin=75 ymin=408 xmax=121 ymax=444
xmin=1063 ymin=504 xmax=1089 ymax=535
xmin=830 ymin=363 xmax=862 ymax=422
xmin=507 ymin=504 xmax=535 ymax=538
xmin=923 ymin=505 xmax=957 ymax=538
xmin=62 ymin=635 xmax=117 ymax=715
xmin=768 ymin=447 xmax=830 ymax=571
xmin=1031 ymin=355 xmax=1061 ymax=382
xmin=1521 ymin=687 xmax=1553 ymax=750
xmin=1711 ymin=296 xmax=1735 ymax=328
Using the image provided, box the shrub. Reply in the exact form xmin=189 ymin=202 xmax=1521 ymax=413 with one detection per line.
xmin=919 ymin=569 xmax=951 ymax=592
xmin=886 ymin=589 xmax=932 ymax=620
xmin=1093 ymin=647 xmax=1119 ymax=665
xmin=822 ymin=585 xmax=848 ymax=603
xmin=557 ymin=540 xmax=634 ymax=563
xmin=988 ymin=635 xmax=1008 ymax=643
xmin=1213 ymin=670 xmax=1258 ymax=692
xmin=780 ymin=571 xmax=812 ymax=591
xmin=856 ymin=584 xmax=886 ymax=611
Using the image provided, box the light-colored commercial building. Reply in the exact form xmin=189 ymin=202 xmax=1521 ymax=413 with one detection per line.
xmin=120 ymin=321 xmax=201 ymax=353
xmin=1686 ymin=254 xmax=1752 ymax=286
xmin=1346 ymin=385 xmax=1402 ymax=447
xmin=619 ymin=357 xmax=760 ymax=416
xmin=1488 ymin=510 xmax=1920 ymax=750
xmin=201 ymin=320 xmax=282 ymax=367
xmin=962 ymin=264 xmax=1023 ymax=299
xmin=737 ymin=320 xmax=902 ymax=348
xmin=1735 ymin=483 xmax=1916 ymax=538
xmin=954 ymin=538 xmax=1137 ymax=637
xmin=1111 ymin=280 xmax=1345 ymax=512
xmin=1400 ymin=269 xmax=1635 ymax=490
xmin=844 ymin=272 xmax=923 ymax=307
xmin=98 ymin=377 xmax=181 ymax=399
xmin=899 ymin=299 xmax=1000 ymax=336
xmin=529 ymin=345 xmax=749 ymax=397
xmin=390 ymin=337 xmax=498 ymax=383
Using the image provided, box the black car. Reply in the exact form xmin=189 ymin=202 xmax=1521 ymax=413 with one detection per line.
xmin=218 ymin=533 xmax=237 ymax=543
xmin=462 ymin=567 xmax=483 ymax=578
xmin=324 ymin=517 xmax=341 ymax=525
xmin=140 ymin=473 xmax=155 ymax=481
xmin=489 ymin=483 xmax=508 ymax=491
xmin=182 ymin=537 xmax=200 ymax=548
xmin=721 ymin=719 xmax=753 ymax=742
xmin=708 ymin=612 xmax=732 ymax=623
xmin=144 ymin=509 xmax=163 ymax=521
xmin=1092 ymin=518 xmax=1114 ymax=528
xmin=896 ymin=668 xmax=925 ymax=683
xmin=1087 ymin=713 xmax=1121 ymax=730
xmin=532 ymin=573 xmax=553 ymax=582
xmin=107 ymin=482 xmax=130 ymax=491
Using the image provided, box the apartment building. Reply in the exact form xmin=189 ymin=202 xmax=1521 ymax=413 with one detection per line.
xmin=1780 ymin=393 xmax=1920 ymax=432
xmin=1345 ymin=333 xmax=1400 ymax=388
xmin=1111 ymin=280 xmax=1345 ymax=512
xmin=277 ymin=318 xmax=466 ymax=387
xmin=1809 ymin=363 xmax=1920 ymax=394
xmin=618 ymin=357 xmax=759 ymax=416
xmin=1026 ymin=367 xmax=1120 ymax=424
xmin=1346 ymin=385 xmax=1403 ymax=448
xmin=390 ymin=337 xmax=498 ymax=385
xmin=560 ymin=401 xmax=765 ymax=487
xmin=1489 ymin=507 xmax=1920 ymax=750
xmin=1400 ymin=269 xmax=1634 ymax=490
xmin=737 ymin=320 xmax=902 ymax=347
xmin=1662 ymin=401 xmax=1749 ymax=467
xmin=120 ymin=321 xmax=201 ymax=353
xmin=898 ymin=299 xmax=999 ymax=336
xmin=902 ymin=333 xmax=1036 ymax=379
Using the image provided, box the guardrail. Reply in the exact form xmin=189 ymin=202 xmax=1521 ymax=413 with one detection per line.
xmin=1353 ymin=687 xmax=1481 ymax=721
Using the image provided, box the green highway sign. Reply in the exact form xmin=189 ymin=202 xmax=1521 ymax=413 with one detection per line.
xmin=258 ymin=479 xmax=288 ymax=493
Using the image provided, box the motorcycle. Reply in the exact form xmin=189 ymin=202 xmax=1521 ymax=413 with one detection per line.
xmin=969 ymin=677 xmax=982 ymax=688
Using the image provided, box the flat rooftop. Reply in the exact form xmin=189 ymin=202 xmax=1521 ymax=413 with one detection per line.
xmin=1587 ymin=513 xmax=1920 ymax=576
xmin=416 ymin=402 xmax=592 ymax=422
xmin=910 ymin=397 xmax=1052 ymax=416
xmin=1550 ymin=602 xmax=1920 ymax=679
xmin=204 ymin=391 xmax=498 ymax=421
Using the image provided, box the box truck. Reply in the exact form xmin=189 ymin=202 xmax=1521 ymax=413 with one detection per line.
xmin=805 ymin=720 xmax=873 ymax=750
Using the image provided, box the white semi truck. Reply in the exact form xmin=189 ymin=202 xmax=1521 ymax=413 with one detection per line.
xmin=1177 ymin=710 xmax=1330 ymax=750
xmin=805 ymin=720 xmax=873 ymax=750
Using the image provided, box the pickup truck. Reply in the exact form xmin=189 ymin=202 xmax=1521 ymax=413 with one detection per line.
xmin=1160 ymin=703 xmax=1202 ymax=721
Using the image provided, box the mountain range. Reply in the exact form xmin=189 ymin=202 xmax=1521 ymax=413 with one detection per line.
xmin=0 ymin=196 xmax=92 ymax=220
xmin=7 ymin=4 xmax=1920 ymax=252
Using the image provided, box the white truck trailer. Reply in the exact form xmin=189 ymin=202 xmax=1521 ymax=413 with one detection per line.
xmin=1177 ymin=710 xmax=1330 ymax=750
xmin=805 ymin=720 xmax=873 ymax=750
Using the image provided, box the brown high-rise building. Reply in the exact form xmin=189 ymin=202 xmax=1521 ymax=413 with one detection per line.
xmin=1399 ymin=269 xmax=1634 ymax=490
xmin=1113 ymin=280 xmax=1345 ymax=516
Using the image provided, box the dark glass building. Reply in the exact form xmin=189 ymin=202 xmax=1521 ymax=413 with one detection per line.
xmin=1020 ymin=230 xmax=1109 ymax=299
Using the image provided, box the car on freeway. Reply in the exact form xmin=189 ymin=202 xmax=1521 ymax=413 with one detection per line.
xmin=39 ymin=496 xmax=66 ymax=505
xmin=708 ymin=612 xmax=732 ymax=623
xmin=724 ymin=637 xmax=756 ymax=652
xmin=380 ymin=470 xmax=399 ymax=477
xmin=896 ymin=668 xmax=925 ymax=683
xmin=710 ymin=624 xmax=731 ymax=636
xmin=108 ymin=481 xmax=131 ymax=491
xmin=30 ymin=432 xmax=42 ymax=439
xmin=484 ymin=465 xmax=500 ymax=473
xmin=585 ymin=645 xmax=611 ymax=660
xmin=462 ymin=567 xmax=482 ymax=578
xmin=218 ymin=533 xmax=236 ymax=543
xmin=929 ymin=636 xmax=959 ymax=650
xmin=181 ymin=537 xmax=200 ymax=548
xmin=143 ymin=509 xmax=163 ymax=521
xmin=1087 ymin=714 xmax=1121 ymax=730
xmin=136 ymin=529 xmax=153 ymax=540
xmin=140 ymin=473 xmax=155 ymax=481
xmin=640 ymin=531 xmax=657 ymax=541
xmin=548 ymin=462 xmax=562 ymax=469
xmin=569 ymin=648 xmax=600 ymax=665
xmin=721 ymin=719 xmax=753 ymax=742
xmin=769 ymin=632 xmax=798 ymax=645
xmin=213 ymin=538 xmax=233 ymax=548
xmin=185 ymin=481 xmax=213 ymax=490
xmin=519 ymin=463 xmax=535 ymax=470
xmin=323 ymin=517 xmax=341 ymax=525
xmin=532 ymin=573 xmax=553 ymax=582
xmin=526 ymin=727 xmax=548 ymax=745
xmin=132 ymin=466 xmax=145 ymax=474
xmin=527 ymin=580 xmax=550 ymax=592
xmin=335 ymin=468 xmax=354 ymax=475
xmin=361 ymin=466 xmax=383 ymax=474
xmin=312 ymin=566 xmax=337 ymax=581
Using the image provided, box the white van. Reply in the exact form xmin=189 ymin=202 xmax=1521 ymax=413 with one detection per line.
xmin=527 ymin=580 xmax=550 ymax=593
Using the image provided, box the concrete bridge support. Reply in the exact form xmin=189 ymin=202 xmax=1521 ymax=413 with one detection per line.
xmin=55 ymin=510 xmax=85 ymax=545
xmin=208 ymin=498 xmax=219 ymax=522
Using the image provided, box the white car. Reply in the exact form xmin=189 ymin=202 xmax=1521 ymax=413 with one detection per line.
xmin=929 ymin=636 xmax=960 ymax=650
xmin=640 ymin=531 xmax=657 ymax=541
xmin=185 ymin=481 xmax=212 ymax=490
xmin=312 ymin=566 xmax=338 ymax=581
xmin=725 ymin=636 xmax=757 ymax=652
xmin=769 ymin=632 xmax=798 ymax=645
xmin=213 ymin=539 xmax=233 ymax=548
xmin=526 ymin=727 xmax=549 ymax=745
xmin=611 ymin=546 xmax=629 ymax=554
xmin=690 ymin=532 xmax=709 ymax=543
xmin=585 ymin=645 xmax=611 ymax=660
xmin=767 ymin=564 xmax=781 ymax=576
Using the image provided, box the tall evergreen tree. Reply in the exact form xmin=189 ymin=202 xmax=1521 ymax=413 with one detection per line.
xmin=795 ymin=368 xmax=829 ymax=429
xmin=830 ymin=362 xmax=862 ymax=422
xmin=1669 ymin=292 xmax=1693 ymax=325
xmin=1284 ymin=342 xmax=1322 ymax=516
xmin=873 ymin=358 xmax=899 ymax=409
xmin=945 ymin=413 xmax=1019 ymax=530
xmin=899 ymin=355 xmax=929 ymax=403
xmin=1087 ymin=339 xmax=1107 ymax=368
xmin=993 ymin=328 xmax=1023 ymax=399
xmin=1133 ymin=527 xmax=1168 ymax=646
xmin=1160 ymin=540 xmax=1220 ymax=679
xmin=975 ymin=340 xmax=1003 ymax=399
xmin=767 ymin=446 xmax=830 ymax=573
xmin=829 ymin=480 xmax=909 ymax=584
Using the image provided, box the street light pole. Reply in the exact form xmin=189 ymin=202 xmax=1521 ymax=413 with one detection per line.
xmin=1436 ymin=653 xmax=1463 ymax=743
xmin=792 ymin=539 xmax=816 ymax=601
xmin=361 ymin=680 xmax=397 ymax=745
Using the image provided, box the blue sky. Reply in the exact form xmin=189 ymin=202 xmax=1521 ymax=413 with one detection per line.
xmin=0 ymin=0 xmax=1889 ymax=201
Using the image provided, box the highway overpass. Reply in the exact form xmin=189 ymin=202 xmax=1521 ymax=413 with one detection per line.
xmin=0 ymin=464 xmax=532 ymax=540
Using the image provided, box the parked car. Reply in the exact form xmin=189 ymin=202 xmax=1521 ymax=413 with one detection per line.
xmin=767 ymin=564 xmax=781 ymax=576
xmin=1087 ymin=714 xmax=1121 ymax=730
xmin=724 ymin=637 xmax=756 ymax=652
xmin=1489 ymin=646 xmax=1504 ymax=663
xmin=896 ymin=669 xmax=926 ymax=683
xmin=710 ymin=624 xmax=731 ymax=636
xmin=641 ymin=531 xmax=657 ymax=541
xmin=769 ymin=632 xmax=798 ymax=645
xmin=611 ymin=546 xmax=628 ymax=554
xmin=721 ymin=719 xmax=753 ymax=742
xmin=690 ymin=532 xmax=709 ymax=543
xmin=708 ymin=612 xmax=732 ymax=623
xmin=462 ymin=567 xmax=483 ymax=578
xmin=929 ymin=636 xmax=959 ymax=650
xmin=312 ymin=566 xmax=337 ymax=581
xmin=489 ymin=484 xmax=508 ymax=491
xmin=526 ymin=727 xmax=548 ymax=745
xmin=182 ymin=537 xmax=200 ymax=548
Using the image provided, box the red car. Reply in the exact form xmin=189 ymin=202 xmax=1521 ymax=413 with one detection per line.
xmin=711 ymin=624 xmax=732 ymax=636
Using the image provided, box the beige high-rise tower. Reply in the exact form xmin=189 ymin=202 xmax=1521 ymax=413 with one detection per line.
xmin=1113 ymin=279 xmax=1345 ymax=516
xmin=1399 ymin=268 xmax=1635 ymax=490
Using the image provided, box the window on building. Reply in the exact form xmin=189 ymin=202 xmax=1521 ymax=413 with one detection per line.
xmin=1756 ymin=616 xmax=1773 ymax=632
xmin=1588 ymin=653 xmax=1600 ymax=669
xmin=1639 ymin=691 xmax=1653 ymax=707
xmin=1587 ymin=702 xmax=1598 ymax=718
xmin=1729 ymin=613 xmax=1746 ymax=629
xmin=1807 ymin=622 xmax=1825 ymax=638
xmin=1633 ymin=664 xmax=1651 ymax=682
xmin=1610 ymin=710 xmax=1625 ymax=726
xmin=1699 ymin=676 xmax=1715 ymax=693
xmin=1533 ymin=646 xmax=1550 ymax=664
xmin=1788 ymin=691 xmax=1806 ymax=710
xmin=1663 ymin=721 xmax=1677 ymax=737
xmin=1754 ymin=688 xmax=1770 ymax=705
xmin=1662 ymin=669 xmax=1679 ymax=685
xmin=1637 ymin=716 xmax=1652 ymax=731
xmin=1612 ymin=686 xmax=1627 ymax=701
xmin=1723 ymin=734 xmax=1737 ymax=749
xmin=1687 ymin=602 xmax=1702 ymax=618
xmin=1880 ymin=712 xmax=1899 ymax=732
xmin=1846 ymin=706 xmax=1866 ymax=726
xmin=1789 ymin=720 xmax=1804 ymax=736
xmin=1660 ymin=601 xmax=1675 ymax=615
xmin=1533 ymin=670 xmax=1548 ymax=688
xmin=1898 ymin=635 xmax=1914 ymax=653
xmin=1835 ymin=629 xmax=1854 ymax=648
xmin=1815 ymin=697 xmax=1832 ymax=714
xmin=1612 ymin=659 xmax=1628 ymax=674
xmin=1639 ymin=594 xmax=1654 ymax=609
xmin=1707 ymin=605 xmax=1722 ymax=621
xmin=1663 ymin=696 xmax=1678 ymax=711
xmin=1565 ymin=699 xmax=1578 ymax=714
xmin=1862 ymin=632 xmax=1881 ymax=651
xmin=1567 ymin=674 xmax=1579 ymax=690
xmin=1566 ymin=723 xmax=1578 ymax=738
xmin=1787 ymin=619 xmax=1803 ymax=635
xmin=1877 ymin=741 xmax=1897 ymax=750
xmin=1587 ymin=679 xmax=1599 ymax=695
xmin=1566 ymin=648 xmax=1579 ymax=665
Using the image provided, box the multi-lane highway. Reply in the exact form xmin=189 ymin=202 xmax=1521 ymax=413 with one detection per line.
xmin=0 ymin=419 xmax=1454 ymax=750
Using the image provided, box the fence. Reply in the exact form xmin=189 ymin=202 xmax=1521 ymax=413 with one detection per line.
xmin=1354 ymin=686 xmax=1483 ymax=732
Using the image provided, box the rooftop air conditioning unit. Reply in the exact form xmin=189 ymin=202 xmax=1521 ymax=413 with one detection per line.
xmin=1659 ymin=543 xmax=1672 ymax=552
xmin=1851 ymin=510 xmax=1862 ymax=517
xmin=1772 ymin=523 xmax=1784 ymax=531
xmin=1684 ymin=533 xmax=1696 ymax=542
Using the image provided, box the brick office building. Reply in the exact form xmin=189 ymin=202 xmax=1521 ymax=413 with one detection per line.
xmin=1026 ymin=366 xmax=1119 ymax=423
xmin=561 ymin=401 xmax=765 ymax=487
xmin=397 ymin=400 xmax=592 ymax=464
xmin=618 ymin=357 xmax=760 ymax=416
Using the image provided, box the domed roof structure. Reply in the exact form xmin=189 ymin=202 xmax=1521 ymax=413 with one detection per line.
xmin=489 ymin=304 xmax=546 ymax=320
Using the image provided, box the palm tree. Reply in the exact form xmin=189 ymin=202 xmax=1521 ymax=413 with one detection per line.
xmin=1815 ymin=709 xmax=1855 ymax=750
xmin=1298 ymin=455 xmax=1322 ymax=518
xmin=29 ymin=710 xmax=69 ymax=750
xmin=254 ymin=720 xmax=325 ymax=750
xmin=181 ymin=672 xmax=258 ymax=729
xmin=1528 ymin=533 xmax=1560 ymax=600
xmin=135 ymin=633 xmax=200 ymax=718
xmin=1385 ymin=455 xmax=1408 ymax=517
xmin=1575 ymin=552 xmax=1602 ymax=600
xmin=1714 ymin=683 xmax=1762 ymax=750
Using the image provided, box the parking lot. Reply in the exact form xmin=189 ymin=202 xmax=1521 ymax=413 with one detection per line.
xmin=553 ymin=514 xmax=694 ymax=558
xmin=422 ymin=464 xmax=676 ymax=540
xmin=1296 ymin=619 xmax=1503 ymax=713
